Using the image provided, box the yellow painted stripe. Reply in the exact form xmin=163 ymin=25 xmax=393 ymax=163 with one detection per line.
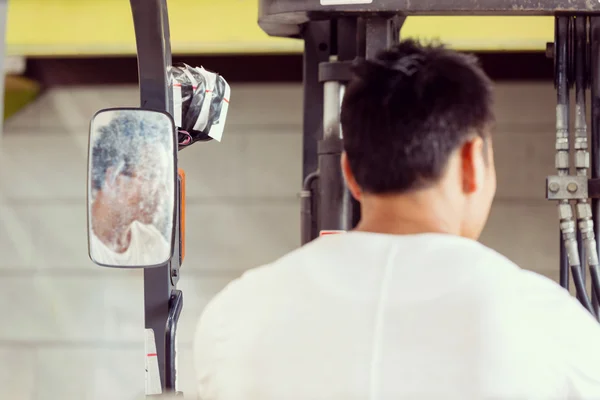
xmin=6 ymin=0 xmax=553 ymax=56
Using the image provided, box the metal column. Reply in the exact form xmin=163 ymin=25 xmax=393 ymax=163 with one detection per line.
xmin=301 ymin=14 xmax=404 ymax=243
xmin=300 ymin=21 xmax=330 ymax=244
xmin=556 ymin=16 xmax=571 ymax=291
xmin=317 ymin=18 xmax=359 ymax=233
xmin=130 ymin=0 xmax=183 ymax=394
xmin=365 ymin=15 xmax=403 ymax=60
xmin=591 ymin=16 xmax=600 ymax=314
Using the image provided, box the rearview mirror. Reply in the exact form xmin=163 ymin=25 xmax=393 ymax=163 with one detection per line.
xmin=87 ymin=108 xmax=177 ymax=268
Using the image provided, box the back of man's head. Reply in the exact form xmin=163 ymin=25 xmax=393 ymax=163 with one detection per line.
xmin=340 ymin=39 xmax=494 ymax=195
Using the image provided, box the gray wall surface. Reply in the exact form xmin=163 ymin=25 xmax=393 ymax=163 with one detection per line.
xmin=0 ymin=81 xmax=560 ymax=399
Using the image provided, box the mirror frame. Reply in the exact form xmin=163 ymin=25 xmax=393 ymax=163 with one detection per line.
xmin=86 ymin=106 xmax=179 ymax=269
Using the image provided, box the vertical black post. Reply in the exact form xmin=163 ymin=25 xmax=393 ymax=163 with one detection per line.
xmin=337 ymin=17 xmax=358 ymax=61
xmin=365 ymin=15 xmax=404 ymax=61
xmin=302 ymin=22 xmax=330 ymax=182
xmin=561 ymin=236 xmax=570 ymax=289
xmin=130 ymin=0 xmax=173 ymax=113
xmin=557 ymin=16 xmax=571 ymax=291
xmin=318 ymin=18 xmax=359 ymax=233
xmin=575 ymin=16 xmax=588 ymax=288
xmin=302 ymin=21 xmax=331 ymax=241
xmin=357 ymin=18 xmax=366 ymax=59
xmin=365 ymin=17 xmax=388 ymax=60
xmin=338 ymin=18 xmax=362 ymax=230
xmin=590 ymin=17 xmax=600 ymax=310
xmin=130 ymin=0 xmax=180 ymax=393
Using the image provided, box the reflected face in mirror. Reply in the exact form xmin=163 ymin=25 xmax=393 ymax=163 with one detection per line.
xmin=106 ymin=143 xmax=169 ymax=225
xmin=88 ymin=109 xmax=176 ymax=268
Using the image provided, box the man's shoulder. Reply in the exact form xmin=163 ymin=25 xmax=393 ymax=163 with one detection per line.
xmin=515 ymin=268 xmax=585 ymax=311
xmin=417 ymin=233 xmax=522 ymax=274
xmin=420 ymin=235 xmax=569 ymax=301
xmin=200 ymin=245 xmax=316 ymax=317
xmin=212 ymin=254 xmax=300 ymax=300
xmin=464 ymin=241 xmax=564 ymax=295
xmin=132 ymin=221 xmax=169 ymax=244
xmin=195 ymin=262 xmax=281 ymax=334
xmin=132 ymin=221 xmax=162 ymax=235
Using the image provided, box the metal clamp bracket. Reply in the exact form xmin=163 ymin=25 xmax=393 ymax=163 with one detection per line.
xmin=319 ymin=61 xmax=353 ymax=83
xmin=546 ymin=175 xmax=589 ymax=200
xmin=317 ymin=136 xmax=344 ymax=155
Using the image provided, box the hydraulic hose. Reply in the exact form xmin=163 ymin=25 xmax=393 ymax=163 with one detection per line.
xmin=574 ymin=16 xmax=600 ymax=317
xmin=560 ymin=235 xmax=570 ymax=289
xmin=555 ymin=16 xmax=595 ymax=314
xmin=572 ymin=264 xmax=595 ymax=313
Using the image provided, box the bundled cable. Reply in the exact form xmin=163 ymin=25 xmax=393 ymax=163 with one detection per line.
xmin=170 ymin=63 xmax=231 ymax=150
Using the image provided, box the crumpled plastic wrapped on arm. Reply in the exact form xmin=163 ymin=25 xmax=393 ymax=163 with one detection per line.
xmin=171 ymin=63 xmax=231 ymax=150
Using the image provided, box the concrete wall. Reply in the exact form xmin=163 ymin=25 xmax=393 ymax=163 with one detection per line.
xmin=0 ymin=81 xmax=558 ymax=399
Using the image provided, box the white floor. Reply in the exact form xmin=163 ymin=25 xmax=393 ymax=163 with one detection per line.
xmin=0 ymin=82 xmax=561 ymax=399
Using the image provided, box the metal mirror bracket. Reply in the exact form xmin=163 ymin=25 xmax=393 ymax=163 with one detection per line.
xmin=130 ymin=0 xmax=182 ymax=395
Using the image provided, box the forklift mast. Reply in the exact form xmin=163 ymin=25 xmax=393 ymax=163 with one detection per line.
xmin=258 ymin=0 xmax=600 ymax=318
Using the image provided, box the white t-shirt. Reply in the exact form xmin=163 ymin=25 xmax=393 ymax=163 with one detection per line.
xmin=90 ymin=220 xmax=170 ymax=266
xmin=193 ymin=232 xmax=600 ymax=400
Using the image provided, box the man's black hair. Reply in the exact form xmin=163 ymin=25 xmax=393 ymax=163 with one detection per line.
xmin=91 ymin=111 xmax=169 ymax=191
xmin=340 ymin=39 xmax=494 ymax=194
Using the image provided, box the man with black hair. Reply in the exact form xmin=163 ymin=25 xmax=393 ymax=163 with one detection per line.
xmin=193 ymin=40 xmax=600 ymax=399
xmin=89 ymin=111 xmax=171 ymax=266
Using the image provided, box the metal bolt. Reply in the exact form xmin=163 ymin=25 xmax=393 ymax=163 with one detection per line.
xmin=549 ymin=182 xmax=560 ymax=193
xmin=567 ymin=182 xmax=579 ymax=193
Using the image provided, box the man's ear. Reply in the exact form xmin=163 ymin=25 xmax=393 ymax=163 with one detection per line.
xmin=104 ymin=166 xmax=117 ymax=188
xmin=341 ymin=152 xmax=361 ymax=201
xmin=460 ymin=137 xmax=486 ymax=195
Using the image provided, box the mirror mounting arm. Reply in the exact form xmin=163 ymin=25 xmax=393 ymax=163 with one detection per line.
xmin=130 ymin=0 xmax=180 ymax=395
xmin=165 ymin=290 xmax=184 ymax=391
xmin=130 ymin=0 xmax=174 ymax=115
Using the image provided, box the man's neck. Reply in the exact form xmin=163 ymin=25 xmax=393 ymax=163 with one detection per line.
xmin=355 ymin=189 xmax=461 ymax=236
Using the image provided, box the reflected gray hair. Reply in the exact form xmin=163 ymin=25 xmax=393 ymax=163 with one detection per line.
xmin=90 ymin=110 xmax=171 ymax=193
